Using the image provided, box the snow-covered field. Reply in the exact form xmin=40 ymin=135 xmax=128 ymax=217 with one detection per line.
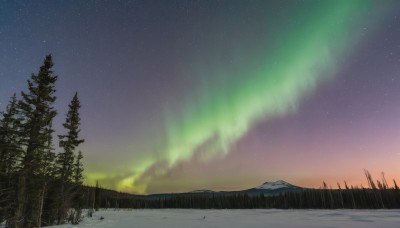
xmin=48 ymin=209 xmax=400 ymax=228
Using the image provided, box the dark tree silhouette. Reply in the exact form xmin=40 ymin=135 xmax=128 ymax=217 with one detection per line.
xmin=11 ymin=54 xmax=58 ymax=228
xmin=56 ymin=92 xmax=85 ymax=224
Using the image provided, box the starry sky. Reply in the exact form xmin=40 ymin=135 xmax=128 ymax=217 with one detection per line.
xmin=1 ymin=0 xmax=400 ymax=194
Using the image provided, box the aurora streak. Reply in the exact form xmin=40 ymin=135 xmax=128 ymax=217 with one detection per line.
xmin=120 ymin=0 xmax=377 ymax=192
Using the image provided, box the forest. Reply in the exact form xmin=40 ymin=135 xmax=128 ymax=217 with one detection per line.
xmin=0 ymin=55 xmax=87 ymax=227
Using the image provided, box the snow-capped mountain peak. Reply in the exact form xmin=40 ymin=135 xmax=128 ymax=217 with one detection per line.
xmin=255 ymin=180 xmax=295 ymax=190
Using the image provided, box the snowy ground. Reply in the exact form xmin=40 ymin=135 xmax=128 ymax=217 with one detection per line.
xmin=49 ymin=209 xmax=400 ymax=228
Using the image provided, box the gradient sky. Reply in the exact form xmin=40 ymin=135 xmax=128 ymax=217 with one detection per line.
xmin=1 ymin=0 xmax=400 ymax=194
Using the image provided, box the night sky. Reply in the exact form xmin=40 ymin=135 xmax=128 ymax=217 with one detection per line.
xmin=1 ymin=0 xmax=400 ymax=194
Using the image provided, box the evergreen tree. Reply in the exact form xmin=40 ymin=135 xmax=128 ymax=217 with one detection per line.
xmin=11 ymin=54 xmax=58 ymax=228
xmin=18 ymin=54 xmax=58 ymax=174
xmin=56 ymin=92 xmax=84 ymax=224
xmin=57 ymin=93 xmax=84 ymax=182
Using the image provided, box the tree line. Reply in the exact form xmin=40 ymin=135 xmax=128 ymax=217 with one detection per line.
xmin=0 ymin=55 xmax=86 ymax=227
xmin=94 ymin=170 xmax=400 ymax=210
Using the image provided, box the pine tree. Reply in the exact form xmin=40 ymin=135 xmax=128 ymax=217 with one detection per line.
xmin=57 ymin=93 xmax=84 ymax=182
xmin=11 ymin=54 xmax=58 ymax=228
xmin=19 ymin=54 xmax=58 ymax=174
xmin=56 ymin=92 xmax=84 ymax=224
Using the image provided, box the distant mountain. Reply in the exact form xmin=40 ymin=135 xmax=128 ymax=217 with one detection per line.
xmin=242 ymin=180 xmax=303 ymax=196
xmin=146 ymin=180 xmax=304 ymax=198
xmin=254 ymin=180 xmax=301 ymax=190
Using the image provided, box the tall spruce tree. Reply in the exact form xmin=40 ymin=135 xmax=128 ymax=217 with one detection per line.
xmin=11 ymin=54 xmax=58 ymax=228
xmin=19 ymin=54 xmax=58 ymax=175
xmin=57 ymin=92 xmax=84 ymax=182
xmin=56 ymin=92 xmax=84 ymax=224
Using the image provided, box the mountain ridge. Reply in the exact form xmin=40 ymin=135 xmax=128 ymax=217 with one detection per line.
xmin=136 ymin=180 xmax=305 ymax=199
xmin=188 ymin=180 xmax=302 ymax=194
xmin=254 ymin=180 xmax=301 ymax=190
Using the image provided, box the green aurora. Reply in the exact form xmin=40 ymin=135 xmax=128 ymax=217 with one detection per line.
xmin=84 ymin=0 xmax=382 ymax=193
